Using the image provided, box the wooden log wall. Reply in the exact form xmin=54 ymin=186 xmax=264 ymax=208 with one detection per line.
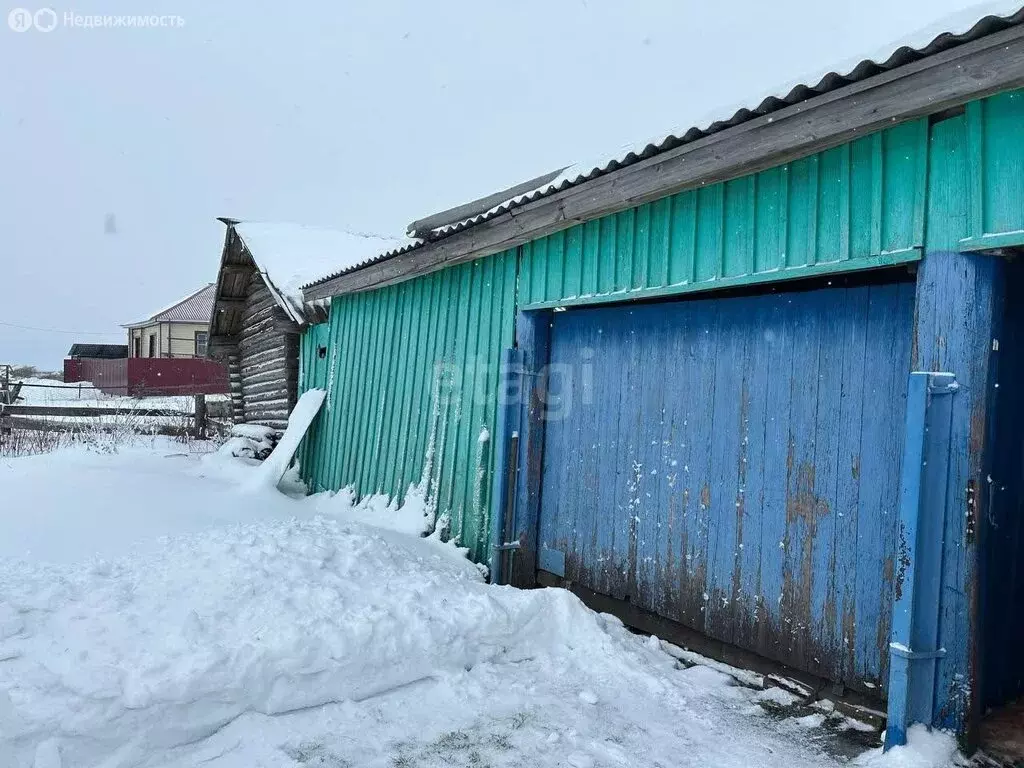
xmin=238 ymin=273 xmax=299 ymax=429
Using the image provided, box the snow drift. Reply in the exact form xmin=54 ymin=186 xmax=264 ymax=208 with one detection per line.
xmin=0 ymin=512 xmax=602 ymax=766
xmin=0 ymin=442 xmax=958 ymax=767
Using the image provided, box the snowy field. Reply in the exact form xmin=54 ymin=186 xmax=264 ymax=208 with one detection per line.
xmin=0 ymin=440 xmax=957 ymax=767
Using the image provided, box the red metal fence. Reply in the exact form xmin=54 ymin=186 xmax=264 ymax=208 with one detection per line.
xmin=63 ymin=359 xmax=83 ymax=383
xmin=64 ymin=358 xmax=228 ymax=396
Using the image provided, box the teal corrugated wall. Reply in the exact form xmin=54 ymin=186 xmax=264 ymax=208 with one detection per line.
xmin=960 ymin=90 xmax=1024 ymax=251
xmin=298 ymin=323 xmax=331 ymax=472
xmin=520 ymin=118 xmax=929 ymax=308
xmin=300 ymin=251 xmax=518 ymax=560
xmin=299 ymin=89 xmax=1024 ymax=565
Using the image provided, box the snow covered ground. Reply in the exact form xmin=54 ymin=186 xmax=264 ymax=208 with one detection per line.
xmin=0 ymin=441 xmax=959 ymax=767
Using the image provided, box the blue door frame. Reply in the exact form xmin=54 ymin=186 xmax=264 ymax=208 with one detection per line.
xmin=886 ymin=372 xmax=958 ymax=748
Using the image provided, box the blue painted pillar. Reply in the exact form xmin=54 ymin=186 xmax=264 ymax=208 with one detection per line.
xmin=886 ymin=372 xmax=957 ymax=749
xmin=908 ymin=249 xmax=1004 ymax=746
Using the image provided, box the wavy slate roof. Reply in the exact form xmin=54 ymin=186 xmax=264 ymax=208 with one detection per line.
xmin=304 ymin=2 xmax=1024 ymax=290
xmin=124 ymin=284 xmax=216 ymax=327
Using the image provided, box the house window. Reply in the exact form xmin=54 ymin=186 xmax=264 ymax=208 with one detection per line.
xmin=148 ymin=334 xmax=156 ymax=358
xmin=195 ymin=331 xmax=209 ymax=357
xmin=133 ymin=337 xmax=141 ymax=358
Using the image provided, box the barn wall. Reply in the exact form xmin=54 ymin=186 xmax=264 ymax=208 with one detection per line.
xmin=300 ymin=251 xmax=518 ymax=561
xmin=300 ymin=91 xmax=1024 ymax=571
xmin=239 ymin=273 xmax=299 ymax=429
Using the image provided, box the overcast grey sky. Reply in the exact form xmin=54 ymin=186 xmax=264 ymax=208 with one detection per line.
xmin=0 ymin=0 xmax=997 ymax=368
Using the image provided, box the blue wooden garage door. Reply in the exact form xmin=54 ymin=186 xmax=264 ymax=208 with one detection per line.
xmin=537 ymin=278 xmax=916 ymax=692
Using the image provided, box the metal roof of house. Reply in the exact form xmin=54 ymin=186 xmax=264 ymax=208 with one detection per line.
xmin=303 ymin=2 xmax=1024 ymax=291
xmin=123 ymin=284 xmax=216 ymax=328
xmin=66 ymin=344 xmax=128 ymax=359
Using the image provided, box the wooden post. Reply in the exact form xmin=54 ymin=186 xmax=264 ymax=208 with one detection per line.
xmin=194 ymin=394 xmax=207 ymax=440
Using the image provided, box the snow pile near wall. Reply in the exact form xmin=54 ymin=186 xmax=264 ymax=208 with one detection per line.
xmin=219 ymin=424 xmax=280 ymax=461
xmin=856 ymin=725 xmax=959 ymax=767
xmin=312 ymin=483 xmax=435 ymax=537
xmin=246 ymin=389 xmax=325 ymax=491
xmin=0 ymin=443 xmax=968 ymax=768
xmin=230 ymin=423 xmax=279 ymax=442
xmin=0 ymin=511 xmax=607 ymax=767
xmin=233 ymin=222 xmax=406 ymax=321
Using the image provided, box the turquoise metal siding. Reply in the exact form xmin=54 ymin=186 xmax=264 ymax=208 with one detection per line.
xmin=300 ymin=251 xmax=518 ymax=561
xmin=298 ymin=322 xmax=331 ymax=472
xmin=961 ymin=90 xmax=1024 ymax=251
xmin=520 ymin=119 xmax=928 ymax=308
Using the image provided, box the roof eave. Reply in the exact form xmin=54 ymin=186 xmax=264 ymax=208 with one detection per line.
xmin=305 ymin=19 xmax=1024 ymax=302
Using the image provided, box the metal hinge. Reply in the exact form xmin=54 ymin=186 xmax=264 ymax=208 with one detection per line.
xmin=890 ymin=644 xmax=947 ymax=660
xmin=927 ymin=373 xmax=959 ymax=396
xmin=493 ymin=541 xmax=522 ymax=552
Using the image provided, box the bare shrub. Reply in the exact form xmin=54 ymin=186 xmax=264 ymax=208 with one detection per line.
xmin=0 ymin=423 xmax=73 ymax=457
xmin=0 ymin=401 xmax=226 ymax=458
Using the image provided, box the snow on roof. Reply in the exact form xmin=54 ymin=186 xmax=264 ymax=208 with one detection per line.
xmin=305 ymin=0 xmax=1024 ymax=288
xmin=232 ymin=222 xmax=407 ymax=322
xmin=124 ymin=284 xmax=216 ymax=328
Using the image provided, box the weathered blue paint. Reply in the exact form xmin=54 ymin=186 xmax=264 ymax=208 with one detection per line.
xmin=914 ymin=111 xmax=1008 ymax=743
xmin=488 ymin=346 xmax=523 ymax=585
xmin=510 ymin=309 xmax=553 ymax=587
xmin=886 ymin=372 xmax=957 ymax=750
xmin=538 ymin=547 xmax=566 ymax=577
xmin=532 ymin=277 xmax=916 ymax=688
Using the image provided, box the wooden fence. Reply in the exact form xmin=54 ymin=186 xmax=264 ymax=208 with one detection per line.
xmin=0 ymin=397 xmax=214 ymax=439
